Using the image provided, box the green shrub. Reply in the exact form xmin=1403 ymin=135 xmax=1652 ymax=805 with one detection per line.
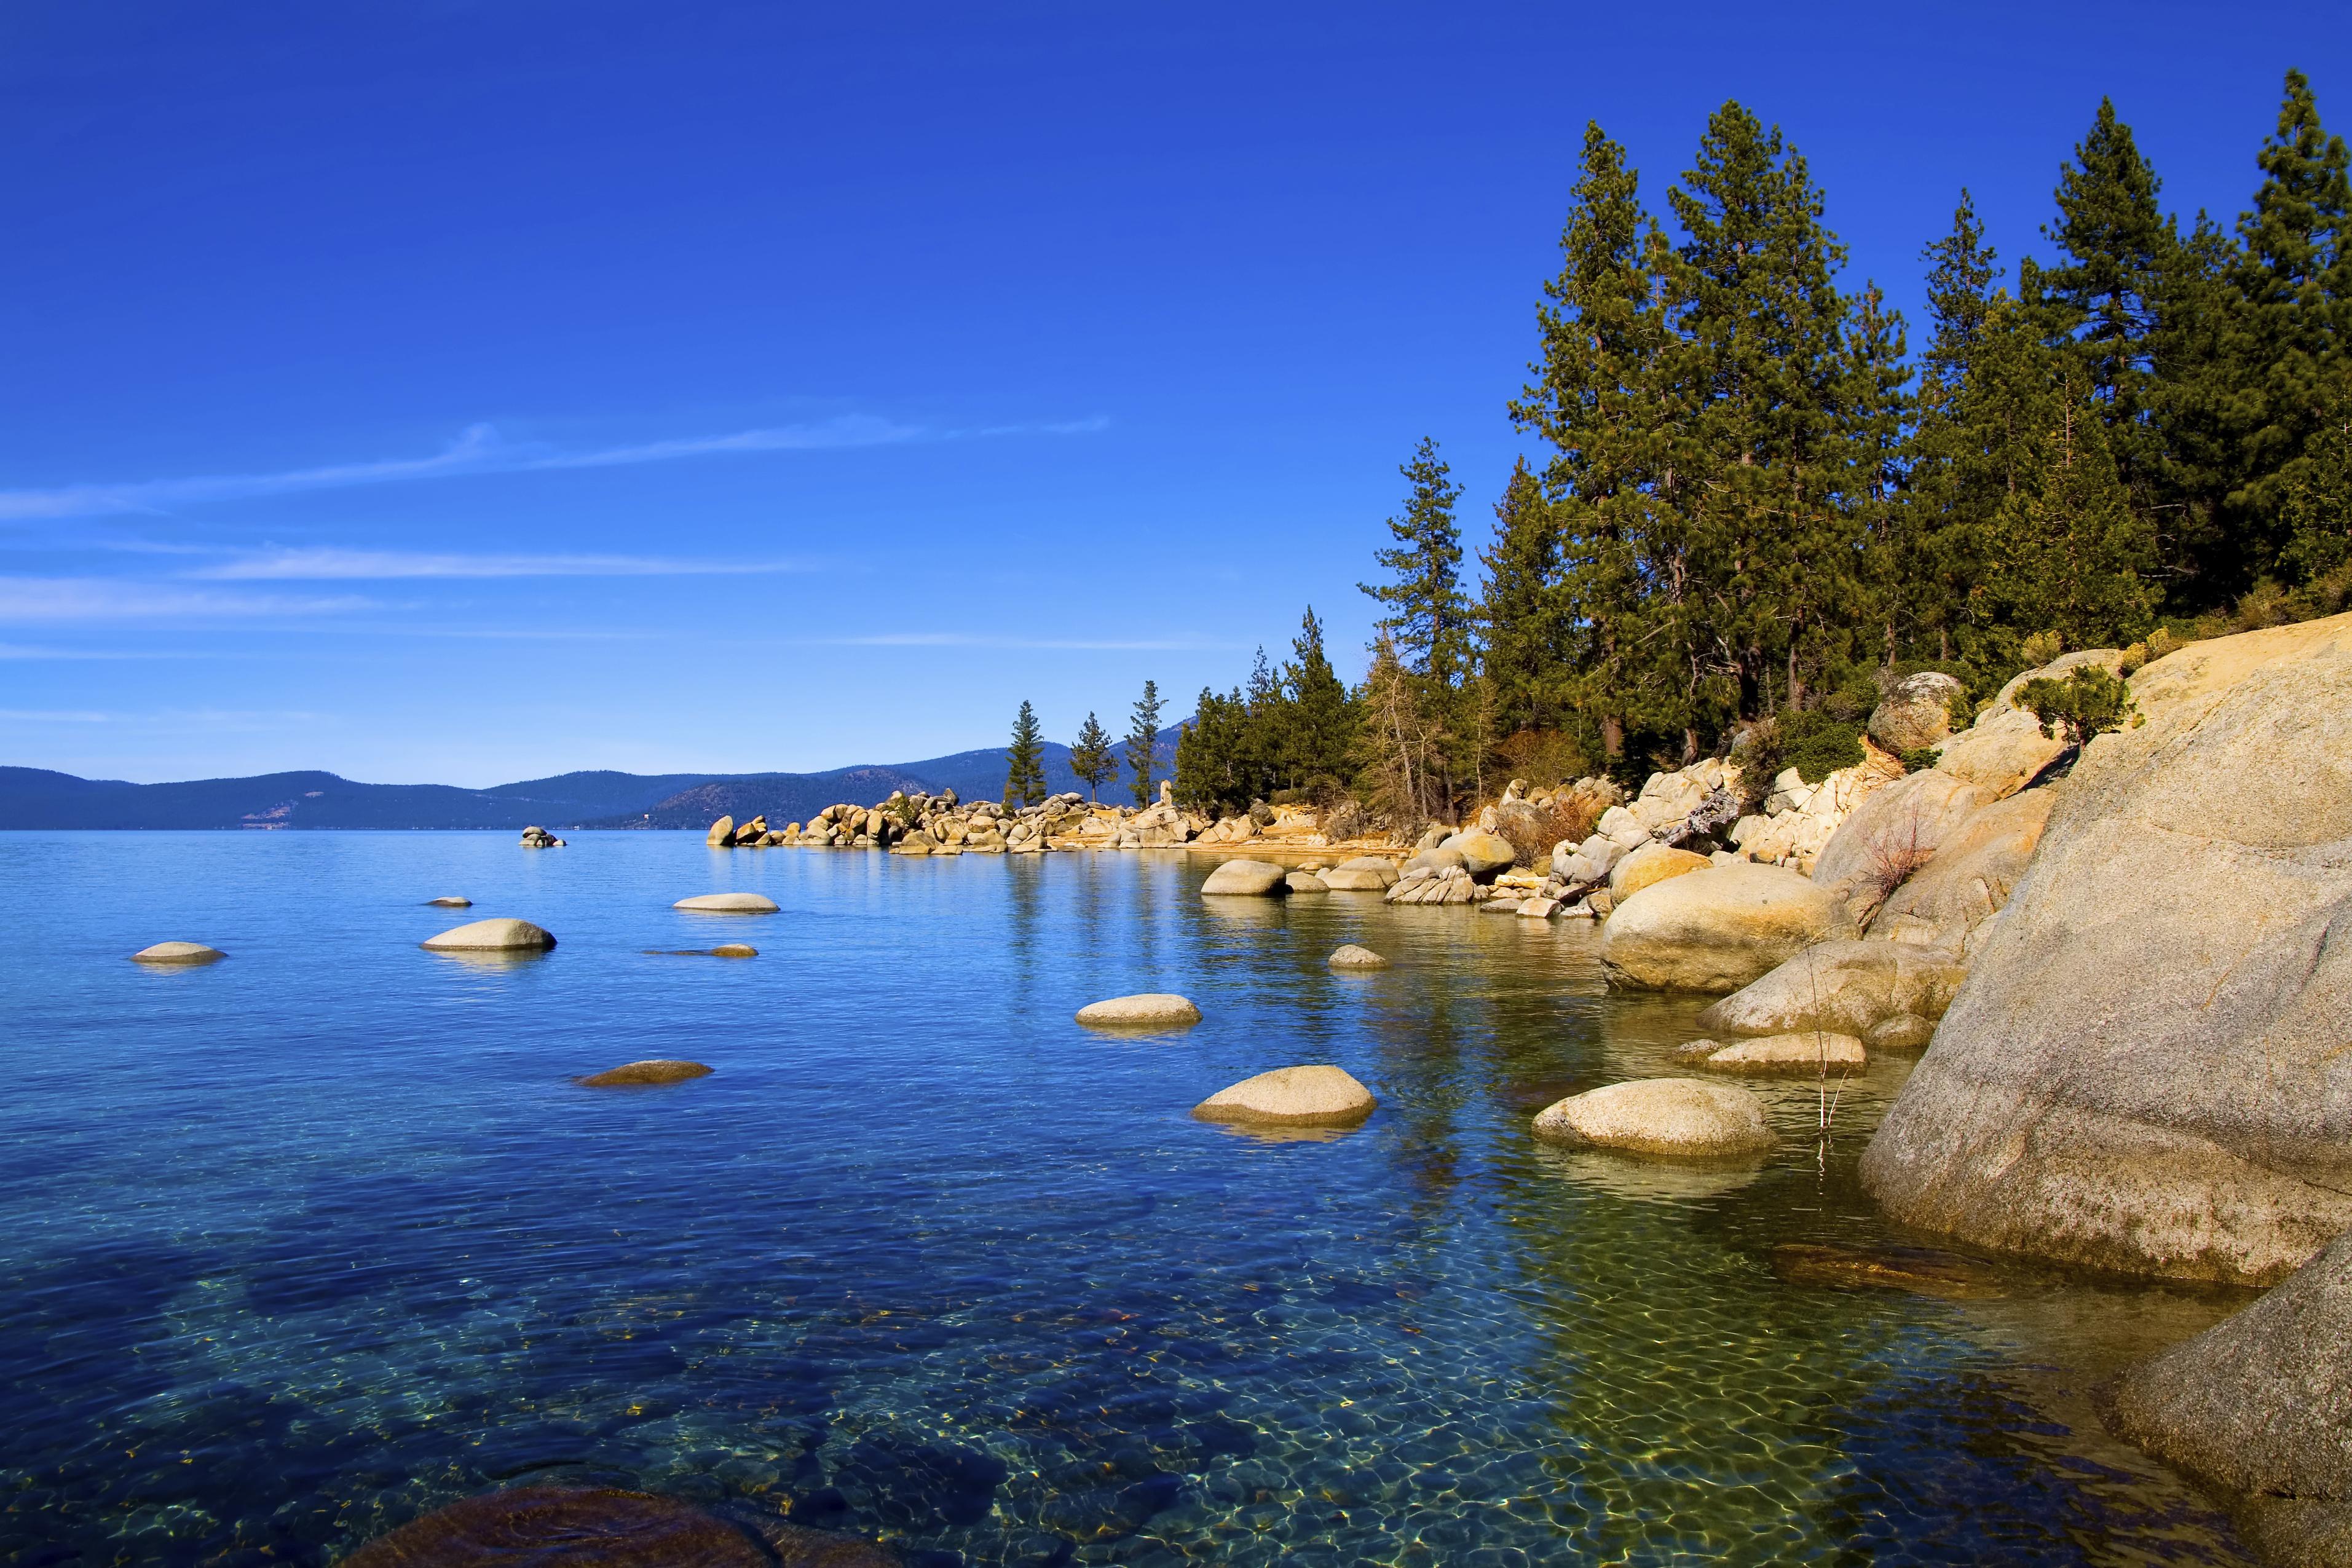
xmin=1944 ymin=687 xmax=1978 ymax=734
xmin=2019 ymin=667 xmax=2136 ymax=748
xmin=1778 ymin=709 xmax=1865 ymax=784
xmin=2019 ymin=629 xmax=2064 ymax=668
xmin=1896 ymin=746 xmax=1942 ymax=773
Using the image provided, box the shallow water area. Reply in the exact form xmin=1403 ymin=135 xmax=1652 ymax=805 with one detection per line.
xmin=0 ymin=831 xmax=2257 ymax=1564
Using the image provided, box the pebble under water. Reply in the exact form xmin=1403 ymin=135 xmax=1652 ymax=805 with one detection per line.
xmin=0 ymin=832 xmax=2260 ymax=1565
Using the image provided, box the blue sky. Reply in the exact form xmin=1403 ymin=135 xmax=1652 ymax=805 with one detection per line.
xmin=4 ymin=1 xmax=2343 ymax=785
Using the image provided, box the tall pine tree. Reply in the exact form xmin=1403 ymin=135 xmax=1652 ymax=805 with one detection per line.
xmin=1003 ymin=701 xmax=1046 ymax=808
xmin=1280 ymin=607 xmax=1357 ymax=788
xmin=1475 ymin=457 xmax=1570 ymax=734
xmin=1124 ymin=680 xmax=1163 ymax=806
xmin=1068 ymin=712 xmax=1116 ymax=802
xmin=1911 ymin=192 xmax=2005 ymax=661
xmin=1360 ymin=438 xmax=1472 ymax=688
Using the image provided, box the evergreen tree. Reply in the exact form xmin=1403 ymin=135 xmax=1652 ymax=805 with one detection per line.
xmin=1174 ymin=685 xmax=1252 ymax=814
xmin=1666 ymin=100 xmax=1858 ymax=728
xmin=2226 ymin=69 xmax=2352 ymax=583
xmin=1003 ymin=701 xmax=1046 ymax=808
xmin=1237 ymin=646 xmax=1289 ymax=794
xmin=1124 ymin=679 xmax=1163 ymax=806
xmin=1922 ymin=188 xmax=2000 ymax=386
xmin=1280 ymin=606 xmax=1357 ymax=787
xmin=2281 ymin=393 xmax=2352 ymax=583
xmin=1843 ymin=280 xmax=1914 ymax=668
xmin=1509 ymin=121 xmax=1676 ymax=760
xmin=1911 ymin=193 xmax=2005 ymax=660
xmin=1068 ymin=712 xmax=1116 ymax=802
xmin=1475 ymin=457 xmax=1571 ymax=733
xmin=1360 ymin=438 xmax=1472 ymax=688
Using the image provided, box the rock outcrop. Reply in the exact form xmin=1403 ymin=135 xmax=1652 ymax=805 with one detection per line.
xmin=1695 ymin=939 xmax=1968 ymax=1041
xmin=576 ymin=1060 xmax=712 ymax=1087
xmin=2100 ymin=1228 xmax=2352 ymax=1566
xmin=1808 ymin=768 xmax=1992 ymax=907
xmin=130 ymin=941 xmax=224 ymax=965
xmin=1075 ymin=993 xmax=1201 ymax=1026
xmin=1600 ymin=863 xmax=1859 ymax=992
xmin=1327 ymin=944 xmax=1389 ymax=969
xmin=1868 ymin=788 xmax=2054 ymax=950
xmin=420 ymin=918 xmax=556 ymax=952
xmin=1868 ymin=671 xmax=1967 ymax=753
xmin=1531 ymin=1078 xmax=1775 ymax=1158
xmin=519 ymin=824 xmax=565 ymax=848
xmin=1193 ymin=1066 xmax=1376 ymax=1129
xmin=1861 ymin=611 xmax=2352 ymax=1286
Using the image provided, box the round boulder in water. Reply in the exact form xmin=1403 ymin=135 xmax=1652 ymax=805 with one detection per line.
xmin=577 ymin=1060 xmax=713 ymax=1087
xmin=1076 ymin=993 xmax=1201 ymax=1027
xmin=341 ymin=1486 xmax=770 ymax=1568
xmin=710 ymin=944 xmax=757 ymax=958
xmin=1702 ymin=1031 xmax=1867 ymax=1076
xmin=1327 ymin=944 xmax=1389 ymax=969
xmin=673 ymin=892 xmax=779 ymax=913
xmin=1532 ymin=1078 xmax=1774 ymax=1158
xmin=427 ymin=896 xmax=473 ymax=908
xmin=1201 ymin=859 xmax=1289 ymax=896
xmin=420 ymin=918 xmax=555 ymax=951
xmin=1194 ymin=1065 xmax=1375 ymax=1128
xmin=130 ymin=941 xmax=224 ymax=965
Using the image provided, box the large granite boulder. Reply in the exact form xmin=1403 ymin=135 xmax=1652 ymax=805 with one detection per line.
xmin=421 ymin=918 xmax=556 ymax=952
xmin=1200 ymin=859 xmax=1288 ymax=896
xmin=1193 ymin=1066 xmax=1375 ymax=1129
xmin=1075 ymin=993 xmax=1201 ymax=1026
xmin=1531 ymin=1078 xmax=1774 ymax=1158
xmin=673 ymin=892 xmax=779 ymax=913
xmin=1442 ymin=830 xmax=1518 ymax=878
xmin=1869 ymin=788 xmax=2055 ymax=948
xmin=1608 ymin=842 xmax=1710 ymax=900
xmin=130 ymin=941 xmax=224 ymax=965
xmin=1868 ymin=671 xmax=1967 ymax=753
xmin=577 ymin=1060 xmax=712 ymax=1087
xmin=1600 ymin=863 xmax=1860 ymax=993
xmin=2101 ymin=1228 xmax=2352 ymax=1566
xmin=1701 ymin=1031 xmax=1868 ymax=1076
xmin=704 ymin=815 xmax=735 ymax=847
xmin=1810 ymin=768 xmax=1992 ymax=905
xmin=1861 ymin=612 xmax=2352 ymax=1286
xmin=1695 ymin=939 xmax=1968 ymax=1039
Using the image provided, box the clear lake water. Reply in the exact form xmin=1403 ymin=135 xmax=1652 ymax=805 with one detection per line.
xmin=0 ymin=832 xmax=2262 ymax=1565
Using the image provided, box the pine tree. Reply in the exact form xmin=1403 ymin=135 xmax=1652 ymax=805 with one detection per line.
xmin=1068 ymin=712 xmax=1116 ymax=802
xmin=1124 ymin=679 xmax=1163 ymax=806
xmin=1359 ymin=438 xmax=1472 ymax=688
xmin=2226 ymin=69 xmax=2352 ymax=584
xmin=1911 ymin=193 xmax=2004 ymax=661
xmin=1003 ymin=701 xmax=1046 ymax=808
xmin=2281 ymin=394 xmax=2352 ymax=584
xmin=1510 ymin=121 xmax=1674 ymax=760
xmin=1174 ymin=685 xmax=1252 ymax=814
xmin=1280 ymin=606 xmax=1357 ymax=788
xmin=1922 ymin=189 xmax=2000 ymax=386
xmin=2030 ymin=98 xmax=2174 ymax=513
xmin=1843 ymin=280 xmax=1913 ymax=668
xmin=1476 ymin=457 xmax=1571 ymax=734
xmin=1667 ymin=100 xmax=1858 ymax=727
xmin=1351 ymin=632 xmax=1445 ymax=827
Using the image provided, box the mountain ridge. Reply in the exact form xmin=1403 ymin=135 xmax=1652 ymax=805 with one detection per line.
xmin=0 ymin=735 xmax=1181 ymax=830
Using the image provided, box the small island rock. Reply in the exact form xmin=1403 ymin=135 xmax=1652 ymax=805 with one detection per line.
xmin=1075 ymin=993 xmax=1202 ymax=1027
xmin=420 ymin=918 xmax=556 ymax=951
xmin=710 ymin=944 xmax=757 ymax=958
xmin=1532 ymin=1078 xmax=1775 ymax=1158
xmin=130 ymin=941 xmax=224 ymax=965
xmin=704 ymin=815 xmax=736 ymax=847
xmin=577 ymin=1060 xmax=713 ymax=1087
xmin=1201 ymin=859 xmax=1289 ymax=896
xmin=1327 ymin=944 xmax=1389 ymax=969
xmin=673 ymin=892 xmax=780 ymax=913
xmin=1194 ymin=1065 xmax=1375 ymax=1128
xmin=1702 ymin=1031 xmax=1868 ymax=1075
xmin=427 ymin=896 xmax=473 ymax=908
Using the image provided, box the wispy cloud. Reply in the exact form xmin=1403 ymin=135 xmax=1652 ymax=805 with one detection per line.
xmin=825 ymin=632 xmax=1236 ymax=651
xmin=0 ymin=577 xmax=373 ymax=623
xmin=189 ymin=548 xmax=811 ymax=580
xmin=0 ymin=642 xmax=201 ymax=660
xmin=0 ymin=411 xmax=1108 ymax=522
xmin=0 ymin=707 xmax=112 ymax=722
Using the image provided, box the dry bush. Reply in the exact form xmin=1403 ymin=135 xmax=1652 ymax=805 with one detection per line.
xmin=1322 ymin=797 xmax=1367 ymax=844
xmin=1852 ymin=801 xmax=1936 ymax=925
xmin=1495 ymin=794 xmax=1600 ymax=867
xmin=1491 ymin=728 xmax=1590 ymax=790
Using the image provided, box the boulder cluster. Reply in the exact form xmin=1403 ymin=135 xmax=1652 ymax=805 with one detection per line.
xmin=519 ymin=824 xmax=566 ymax=848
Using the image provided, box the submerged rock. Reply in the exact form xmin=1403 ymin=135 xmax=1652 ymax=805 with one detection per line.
xmin=338 ymin=1485 xmax=897 ymax=1567
xmin=2100 ymin=1228 xmax=2352 ymax=1566
xmin=427 ymin=896 xmax=473 ymax=908
xmin=1600 ymin=862 xmax=1858 ymax=993
xmin=1284 ymin=871 xmax=1330 ymax=894
xmin=710 ymin=944 xmax=757 ymax=958
xmin=420 ymin=918 xmax=555 ymax=952
xmin=1531 ymin=1078 xmax=1775 ymax=1158
xmin=1702 ymin=1032 xmax=1868 ymax=1076
xmin=577 ymin=1060 xmax=713 ymax=1087
xmin=1193 ymin=1066 xmax=1375 ymax=1128
xmin=673 ymin=892 xmax=781 ymax=913
xmin=1327 ymin=944 xmax=1389 ymax=969
xmin=1075 ymin=993 xmax=1201 ymax=1027
xmin=129 ymin=941 xmax=224 ymax=965
xmin=1770 ymin=1243 xmax=2003 ymax=1299
xmin=1200 ymin=859 xmax=1288 ymax=896
xmin=1695 ymin=939 xmax=1967 ymax=1041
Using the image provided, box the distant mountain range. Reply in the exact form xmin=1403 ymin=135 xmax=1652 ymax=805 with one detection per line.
xmin=0 ymin=736 xmax=1180 ymax=831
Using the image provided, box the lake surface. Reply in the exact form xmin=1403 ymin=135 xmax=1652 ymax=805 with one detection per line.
xmin=0 ymin=832 xmax=2257 ymax=1566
